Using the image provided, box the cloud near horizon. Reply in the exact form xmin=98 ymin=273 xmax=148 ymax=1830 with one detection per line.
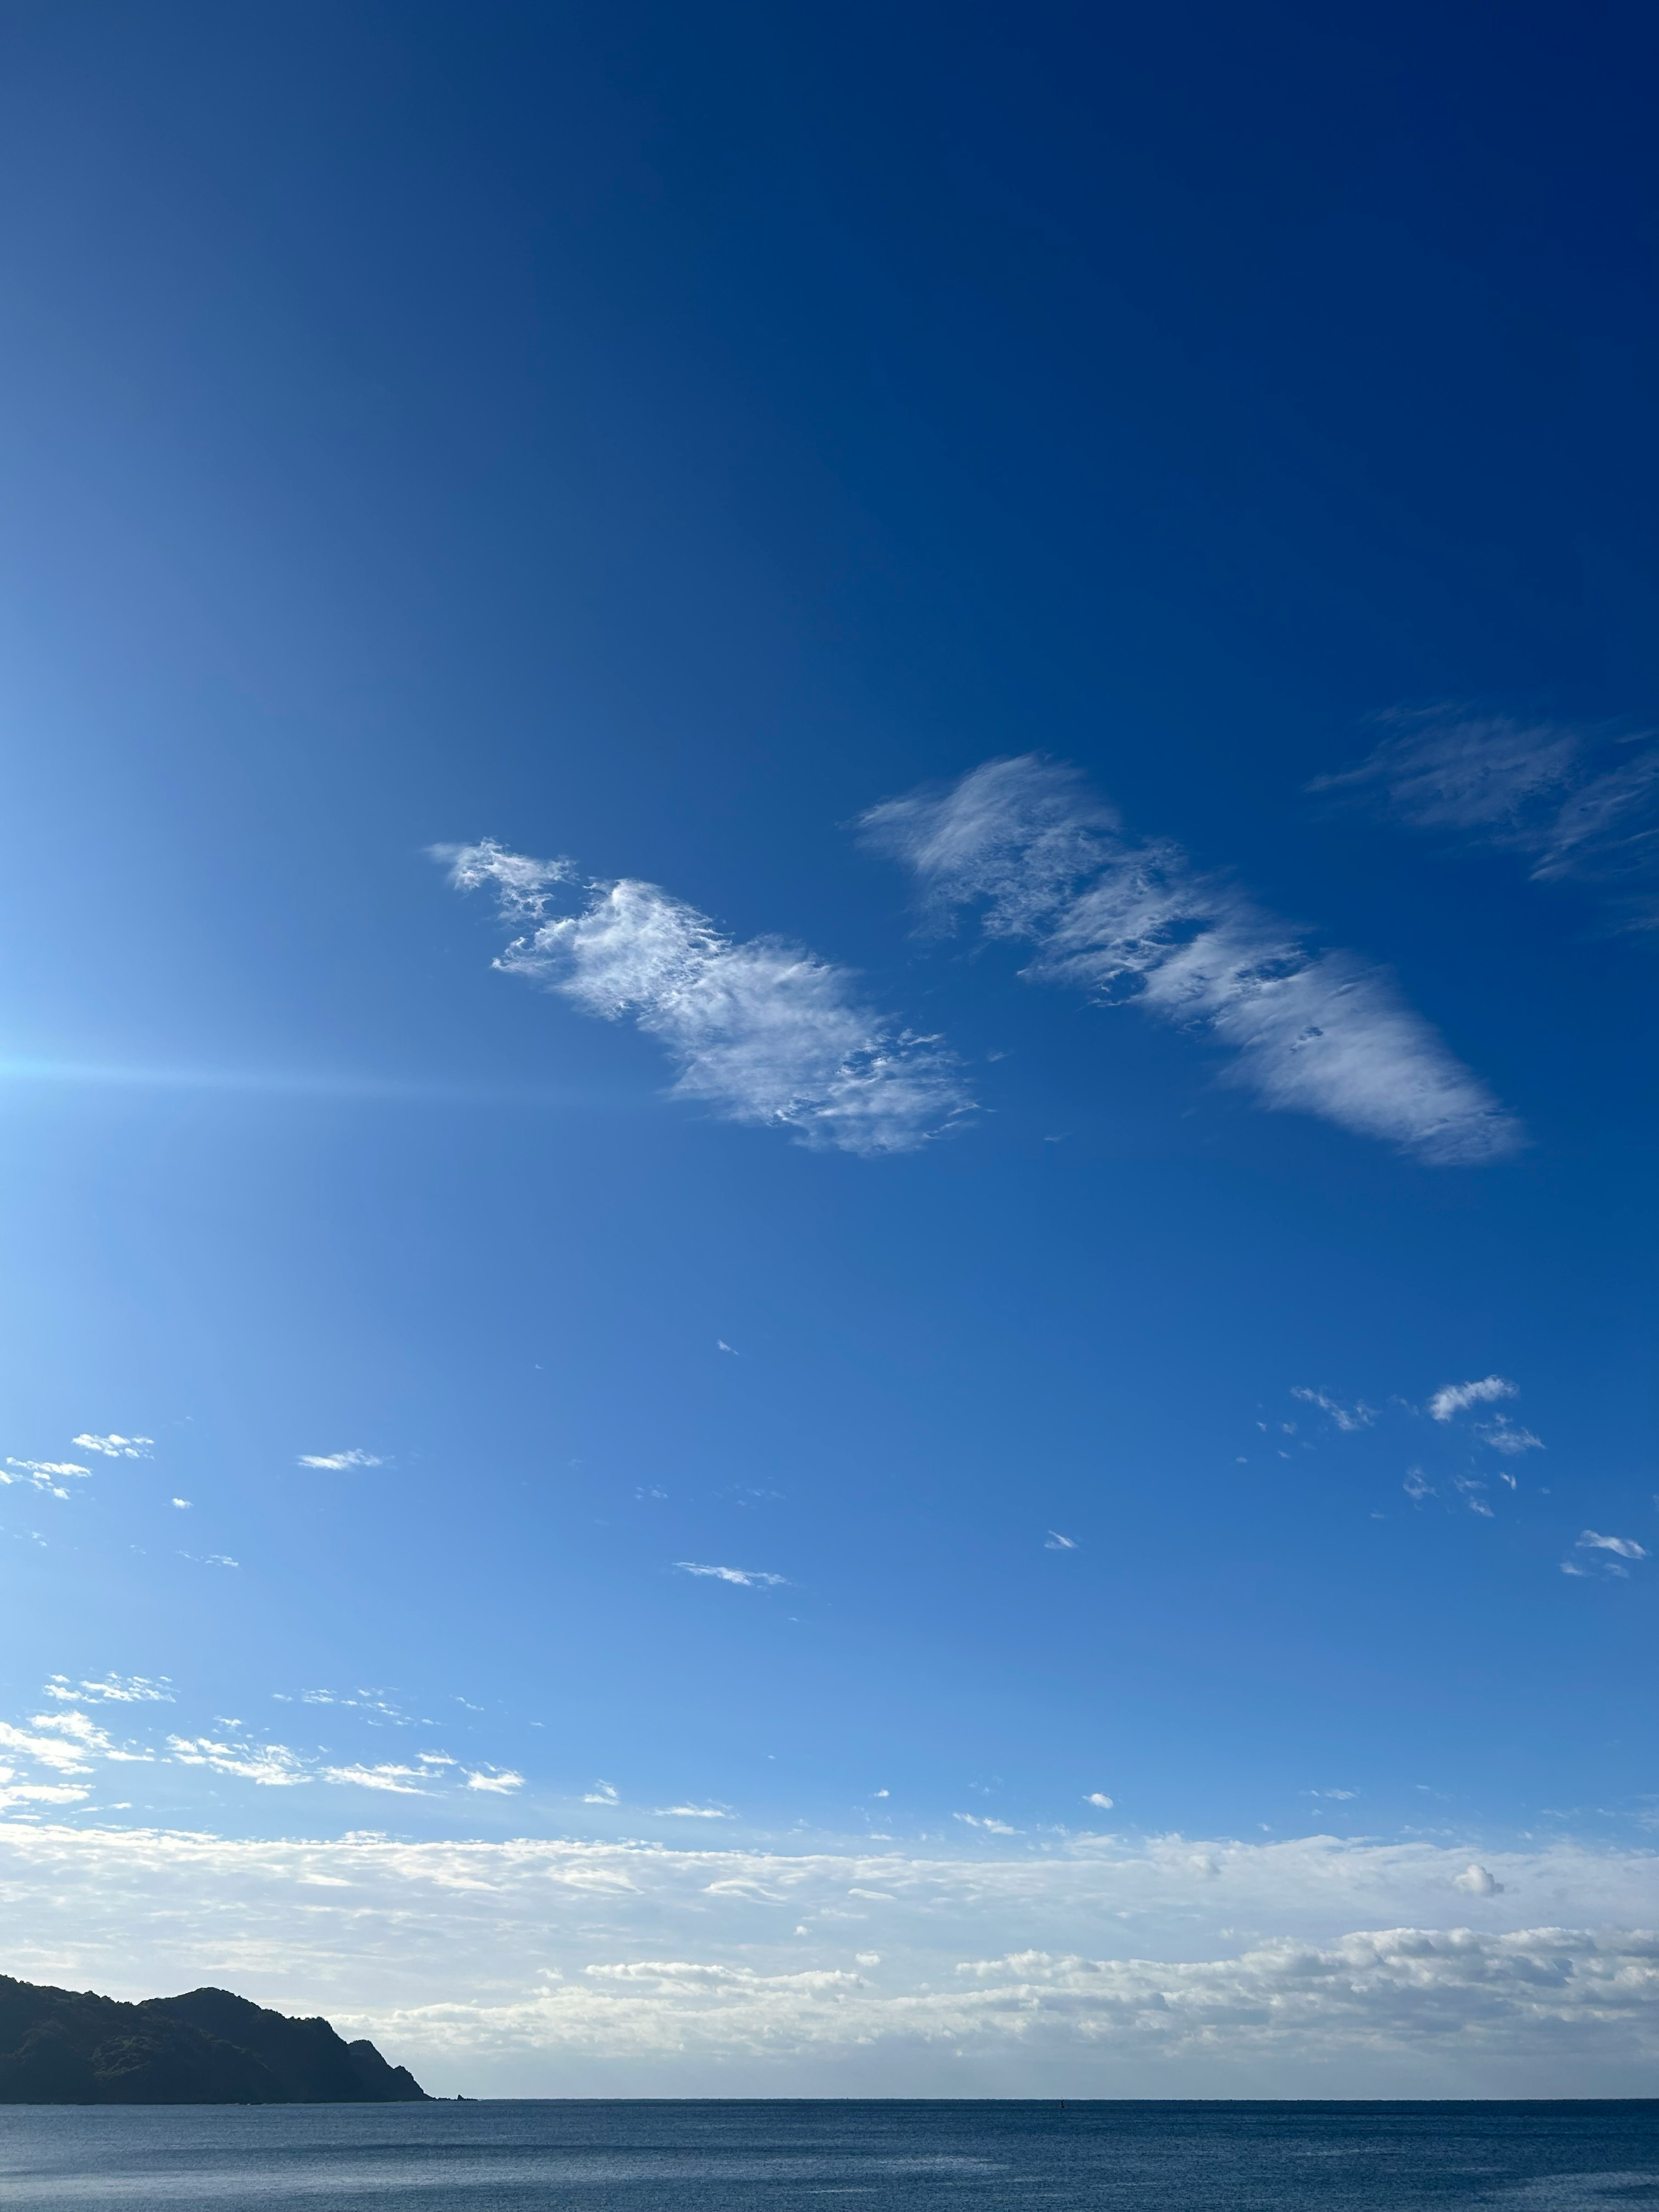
xmin=861 ymin=758 xmax=1519 ymax=1165
xmin=438 ymin=840 xmax=971 ymax=1156
xmin=2 ymin=1824 xmax=1658 ymax=2095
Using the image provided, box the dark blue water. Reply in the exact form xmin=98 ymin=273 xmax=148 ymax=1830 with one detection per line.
xmin=0 ymin=2099 xmax=1656 ymax=2210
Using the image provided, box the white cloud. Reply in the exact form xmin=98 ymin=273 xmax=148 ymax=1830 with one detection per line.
xmin=71 ymin=1434 xmax=152 ymax=1458
xmin=3 ymin=1459 xmax=92 ymax=1496
xmin=1310 ymin=710 xmax=1659 ymax=923
xmin=297 ymin=1449 xmax=385 ymax=1470
xmin=325 ymin=1764 xmax=429 ymax=1796
xmin=1402 ymin=1468 xmax=1434 ymax=1500
xmin=1455 ymin=1864 xmax=1504 ymax=1896
xmin=861 ymin=757 xmax=1519 ymax=1164
xmin=1290 ymin=1389 xmax=1376 ymax=1433
xmin=439 ymin=839 xmax=972 ymax=1156
xmin=0 ymin=1720 xmax=101 ymax=1774
xmin=166 ymin=1735 xmax=310 ymax=1786
xmin=1084 ymin=1793 xmax=1114 ymax=1811
xmin=1578 ymin=1531 xmax=1647 ymax=1560
xmin=467 ymin=1770 xmax=525 ymax=1796
xmin=1044 ymin=1532 xmax=1077 ymax=1550
xmin=584 ymin=1783 xmax=620 ymax=1805
xmin=0 ymin=1778 xmax=89 ymax=1810
xmin=675 ymin=1563 xmax=787 ymax=1588
xmin=1475 ymin=1417 xmax=1543 ymax=1455
xmin=954 ymin=1813 xmax=1020 ymax=1834
xmin=171 ymin=1497 xmax=191 ymax=1509
xmin=2 ymin=1824 xmax=1659 ymax=2093
xmin=44 ymin=1675 xmax=173 ymax=1705
xmin=654 ymin=1804 xmax=730 ymax=1819
xmin=1428 ymin=1376 xmax=1516 ymax=1422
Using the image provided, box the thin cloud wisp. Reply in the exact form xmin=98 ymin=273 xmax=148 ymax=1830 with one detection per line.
xmin=862 ymin=757 xmax=1519 ymax=1165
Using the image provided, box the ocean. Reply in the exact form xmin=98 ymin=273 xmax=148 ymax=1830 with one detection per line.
xmin=0 ymin=2098 xmax=1656 ymax=2210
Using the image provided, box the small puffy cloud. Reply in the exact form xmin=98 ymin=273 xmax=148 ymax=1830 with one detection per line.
xmin=675 ymin=1563 xmax=787 ymax=1588
xmin=466 ymin=1770 xmax=525 ymax=1795
xmin=3 ymin=1460 xmax=93 ymax=1495
xmin=1045 ymin=1532 xmax=1077 ymax=1551
xmin=855 ymin=1951 xmax=882 ymax=1967
xmin=296 ymin=1449 xmax=385 ymax=1470
xmin=1428 ymin=1377 xmax=1516 ymax=1423
xmin=1291 ymin=1389 xmax=1376 ymax=1433
xmin=1454 ymin=1863 xmax=1503 ymax=1896
xmin=1084 ymin=1793 xmax=1115 ymax=1811
xmin=955 ymin=1812 xmax=1020 ymax=1834
xmin=72 ymin=1434 xmax=153 ymax=1458
xmin=1579 ymin=1531 xmax=1647 ymax=1560
xmin=44 ymin=1674 xmax=173 ymax=1705
xmin=324 ymin=1764 xmax=428 ymax=1795
xmin=171 ymin=1498 xmax=192 ymax=1510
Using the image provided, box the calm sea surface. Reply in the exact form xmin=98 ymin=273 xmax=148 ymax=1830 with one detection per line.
xmin=0 ymin=2100 xmax=1656 ymax=2211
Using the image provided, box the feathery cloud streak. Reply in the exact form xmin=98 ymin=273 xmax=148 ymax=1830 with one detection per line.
xmin=439 ymin=841 xmax=970 ymax=1156
xmin=1312 ymin=710 xmax=1659 ymax=923
xmin=861 ymin=759 xmax=1519 ymax=1164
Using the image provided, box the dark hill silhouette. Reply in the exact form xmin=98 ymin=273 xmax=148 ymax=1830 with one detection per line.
xmin=0 ymin=1975 xmax=429 ymax=2103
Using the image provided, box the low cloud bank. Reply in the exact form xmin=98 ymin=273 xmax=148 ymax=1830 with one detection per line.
xmin=1 ymin=1824 xmax=1654 ymax=2095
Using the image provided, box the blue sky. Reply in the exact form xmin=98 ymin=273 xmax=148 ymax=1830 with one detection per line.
xmin=0 ymin=0 xmax=1655 ymax=2091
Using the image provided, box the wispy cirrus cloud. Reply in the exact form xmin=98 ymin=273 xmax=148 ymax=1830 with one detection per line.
xmin=1291 ymin=1388 xmax=1377 ymax=1433
xmin=1475 ymin=1417 xmax=1543 ymax=1456
xmin=167 ymin=1735 xmax=311 ymax=1786
xmin=1311 ymin=709 xmax=1659 ymax=925
xmin=1428 ymin=1376 xmax=1516 ymax=1422
xmin=1578 ymin=1531 xmax=1646 ymax=1560
xmin=861 ymin=757 xmax=1519 ymax=1164
xmin=437 ymin=840 xmax=971 ymax=1157
xmin=297 ymin=1449 xmax=385 ymax=1471
xmin=324 ymin=1763 xmax=430 ymax=1795
xmin=675 ymin=1563 xmax=787 ymax=1588
xmin=43 ymin=1675 xmax=174 ymax=1705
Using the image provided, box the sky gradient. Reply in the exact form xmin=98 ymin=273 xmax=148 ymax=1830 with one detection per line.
xmin=0 ymin=0 xmax=1655 ymax=2094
